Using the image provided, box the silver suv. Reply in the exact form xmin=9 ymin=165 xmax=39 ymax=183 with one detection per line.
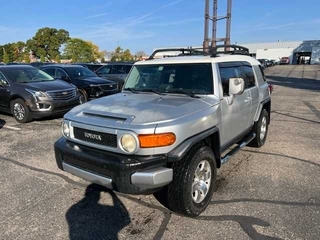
xmin=54 ymin=46 xmax=271 ymax=217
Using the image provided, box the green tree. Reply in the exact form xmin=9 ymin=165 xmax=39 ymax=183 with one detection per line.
xmin=86 ymin=41 xmax=106 ymax=61
xmin=23 ymin=54 xmax=31 ymax=63
xmin=122 ymin=49 xmax=133 ymax=61
xmin=55 ymin=55 xmax=61 ymax=63
xmin=63 ymin=38 xmax=94 ymax=62
xmin=3 ymin=49 xmax=9 ymax=63
xmin=13 ymin=41 xmax=26 ymax=62
xmin=27 ymin=27 xmax=69 ymax=61
xmin=40 ymin=55 xmax=45 ymax=62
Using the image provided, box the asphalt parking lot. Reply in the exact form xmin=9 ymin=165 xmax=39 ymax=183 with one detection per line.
xmin=0 ymin=64 xmax=320 ymax=240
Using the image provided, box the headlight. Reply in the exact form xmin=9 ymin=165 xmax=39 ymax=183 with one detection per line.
xmin=61 ymin=121 xmax=70 ymax=138
xmin=120 ymin=134 xmax=137 ymax=153
xmin=25 ymin=88 xmax=45 ymax=98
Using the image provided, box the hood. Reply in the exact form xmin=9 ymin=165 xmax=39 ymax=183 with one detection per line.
xmin=66 ymin=93 xmax=219 ymax=127
xmin=15 ymin=80 xmax=75 ymax=91
xmin=77 ymin=77 xmax=115 ymax=85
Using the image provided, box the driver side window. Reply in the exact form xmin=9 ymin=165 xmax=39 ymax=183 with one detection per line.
xmin=219 ymin=66 xmax=242 ymax=96
xmin=56 ymin=69 xmax=68 ymax=79
xmin=0 ymin=72 xmax=9 ymax=86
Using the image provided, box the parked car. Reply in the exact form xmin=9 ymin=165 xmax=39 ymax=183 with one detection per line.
xmin=0 ymin=65 xmax=79 ymax=123
xmin=257 ymin=59 xmax=268 ymax=69
xmin=30 ymin=62 xmax=54 ymax=69
xmin=41 ymin=64 xmax=118 ymax=103
xmin=54 ymin=46 xmax=271 ymax=217
xmin=280 ymin=57 xmax=290 ymax=65
xmin=95 ymin=62 xmax=133 ymax=91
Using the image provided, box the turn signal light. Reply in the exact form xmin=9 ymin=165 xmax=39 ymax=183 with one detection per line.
xmin=138 ymin=133 xmax=176 ymax=148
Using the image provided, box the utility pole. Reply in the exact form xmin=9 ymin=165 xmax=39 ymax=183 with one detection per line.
xmin=203 ymin=0 xmax=232 ymax=51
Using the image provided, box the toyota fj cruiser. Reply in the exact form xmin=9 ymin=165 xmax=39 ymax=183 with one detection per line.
xmin=54 ymin=45 xmax=271 ymax=217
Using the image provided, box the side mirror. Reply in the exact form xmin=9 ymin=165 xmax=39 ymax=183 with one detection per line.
xmin=229 ymin=78 xmax=244 ymax=95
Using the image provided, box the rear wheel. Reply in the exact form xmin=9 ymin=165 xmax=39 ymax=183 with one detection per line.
xmin=10 ymin=99 xmax=32 ymax=123
xmin=154 ymin=145 xmax=217 ymax=217
xmin=249 ymin=109 xmax=269 ymax=147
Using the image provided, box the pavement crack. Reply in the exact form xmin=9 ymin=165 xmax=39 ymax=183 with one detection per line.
xmin=303 ymin=101 xmax=320 ymax=120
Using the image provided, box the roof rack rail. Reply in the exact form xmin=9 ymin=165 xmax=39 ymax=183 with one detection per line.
xmin=148 ymin=48 xmax=211 ymax=60
xmin=148 ymin=45 xmax=250 ymax=60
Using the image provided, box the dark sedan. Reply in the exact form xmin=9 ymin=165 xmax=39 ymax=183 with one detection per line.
xmin=0 ymin=65 xmax=80 ymax=123
xmin=41 ymin=65 xmax=118 ymax=103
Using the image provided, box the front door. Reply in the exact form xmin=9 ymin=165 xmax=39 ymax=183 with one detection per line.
xmin=218 ymin=62 xmax=252 ymax=146
xmin=0 ymin=72 xmax=11 ymax=108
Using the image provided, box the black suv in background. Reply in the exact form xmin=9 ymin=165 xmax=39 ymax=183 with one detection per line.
xmin=0 ymin=65 xmax=79 ymax=123
xmin=95 ymin=62 xmax=133 ymax=90
xmin=41 ymin=64 xmax=118 ymax=103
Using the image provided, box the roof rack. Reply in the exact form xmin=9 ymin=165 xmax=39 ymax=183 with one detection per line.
xmin=148 ymin=44 xmax=250 ymax=60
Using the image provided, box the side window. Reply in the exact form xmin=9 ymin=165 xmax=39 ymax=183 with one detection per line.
xmin=125 ymin=65 xmax=132 ymax=74
xmin=115 ymin=65 xmax=126 ymax=74
xmin=219 ymin=66 xmax=242 ymax=96
xmin=242 ymin=65 xmax=256 ymax=89
xmin=42 ymin=68 xmax=55 ymax=77
xmin=97 ymin=65 xmax=112 ymax=74
xmin=0 ymin=72 xmax=9 ymax=86
xmin=258 ymin=65 xmax=267 ymax=82
xmin=56 ymin=69 xmax=68 ymax=79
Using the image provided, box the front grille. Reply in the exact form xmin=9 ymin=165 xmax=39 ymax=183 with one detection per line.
xmin=98 ymin=83 xmax=118 ymax=91
xmin=73 ymin=127 xmax=117 ymax=148
xmin=63 ymin=154 xmax=112 ymax=178
xmin=47 ymin=88 xmax=76 ymax=100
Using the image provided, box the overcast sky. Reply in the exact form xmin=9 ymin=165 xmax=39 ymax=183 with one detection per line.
xmin=0 ymin=0 xmax=319 ymax=54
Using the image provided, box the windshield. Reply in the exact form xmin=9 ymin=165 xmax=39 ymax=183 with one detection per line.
xmin=65 ymin=67 xmax=97 ymax=78
xmin=124 ymin=63 xmax=213 ymax=95
xmin=3 ymin=69 xmax=54 ymax=83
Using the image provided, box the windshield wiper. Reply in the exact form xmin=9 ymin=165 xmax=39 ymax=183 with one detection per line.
xmin=138 ymin=89 xmax=166 ymax=95
xmin=123 ymin=88 xmax=139 ymax=93
xmin=169 ymin=90 xmax=200 ymax=98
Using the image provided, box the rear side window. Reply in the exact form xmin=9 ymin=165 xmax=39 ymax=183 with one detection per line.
xmin=97 ymin=65 xmax=112 ymax=74
xmin=242 ymin=65 xmax=256 ymax=88
xmin=219 ymin=66 xmax=242 ymax=96
xmin=114 ymin=65 xmax=126 ymax=74
xmin=56 ymin=69 xmax=68 ymax=79
xmin=258 ymin=65 xmax=267 ymax=82
xmin=125 ymin=65 xmax=133 ymax=73
xmin=42 ymin=68 xmax=55 ymax=77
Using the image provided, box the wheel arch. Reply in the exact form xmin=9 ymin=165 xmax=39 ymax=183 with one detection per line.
xmin=167 ymin=127 xmax=222 ymax=168
xmin=9 ymin=95 xmax=31 ymax=111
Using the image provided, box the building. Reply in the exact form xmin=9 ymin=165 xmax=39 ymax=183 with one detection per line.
xmin=153 ymin=40 xmax=320 ymax=64
xmin=240 ymin=40 xmax=320 ymax=64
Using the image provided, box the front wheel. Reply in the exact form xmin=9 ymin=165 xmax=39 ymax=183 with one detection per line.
xmin=10 ymin=99 xmax=32 ymax=123
xmin=155 ymin=145 xmax=217 ymax=217
xmin=78 ymin=89 xmax=88 ymax=104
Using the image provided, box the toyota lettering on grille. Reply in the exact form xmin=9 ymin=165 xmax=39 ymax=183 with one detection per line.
xmin=84 ymin=132 xmax=102 ymax=141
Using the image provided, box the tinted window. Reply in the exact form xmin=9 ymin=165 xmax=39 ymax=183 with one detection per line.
xmin=65 ymin=67 xmax=97 ymax=78
xmin=242 ymin=65 xmax=256 ymax=88
xmin=125 ymin=65 xmax=133 ymax=73
xmin=42 ymin=68 xmax=55 ymax=77
xmin=125 ymin=63 xmax=213 ymax=94
xmin=56 ymin=69 xmax=68 ymax=79
xmin=114 ymin=65 xmax=126 ymax=74
xmin=219 ymin=66 xmax=242 ymax=96
xmin=259 ymin=65 xmax=267 ymax=82
xmin=96 ymin=65 xmax=112 ymax=74
xmin=0 ymin=72 xmax=9 ymax=86
xmin=3 ymin=69 xmax=54 ymax=83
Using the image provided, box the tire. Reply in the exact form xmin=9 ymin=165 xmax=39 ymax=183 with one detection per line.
xmin=248 ymin=109 xmax=269 ymax=147
xmin=10 ymin=98 xmax=32 ymax=123
xmin=154 ymin=145 xmax=217 ymax=217
xmin=79 ymin=89 xmax=88 ymax=104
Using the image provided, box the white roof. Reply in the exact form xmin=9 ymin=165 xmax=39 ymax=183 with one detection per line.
xmin=135 ymin=55 xmax=260 ymax=66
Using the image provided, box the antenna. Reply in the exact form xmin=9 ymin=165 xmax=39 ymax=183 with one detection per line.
xmin=203 ymin=0 xmax=232 ymax=52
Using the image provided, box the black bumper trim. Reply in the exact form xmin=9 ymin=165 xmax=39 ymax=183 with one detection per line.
xmin=54 ymin=137 xmax=167 ymax=194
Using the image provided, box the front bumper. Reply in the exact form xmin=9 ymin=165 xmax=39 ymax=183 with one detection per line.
xmin=54 ymin=137 xmax=172 ymax=194
xmin=28 ymin=98 xmax=80 ymax=118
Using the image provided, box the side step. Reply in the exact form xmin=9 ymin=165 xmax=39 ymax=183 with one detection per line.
xmin=221 ymin=133 xmax=256 ymax=165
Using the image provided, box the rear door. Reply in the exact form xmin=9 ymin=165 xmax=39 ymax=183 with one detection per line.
xmin=219 ymin=62 xmax=252 ymax=146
